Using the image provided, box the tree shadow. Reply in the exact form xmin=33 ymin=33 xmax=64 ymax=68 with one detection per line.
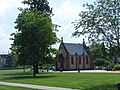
xmin=1 ymin=72 xmax=57 ymax=81
xmin=2 ymin=71 xmax=53 ymax=76
xmin=2 ymin=75 xmax=56 ymax=81
xmin=2 ymin=72 xmax=32 ymax=76
xmin=83 ymin=84 xmax=117 ymax=90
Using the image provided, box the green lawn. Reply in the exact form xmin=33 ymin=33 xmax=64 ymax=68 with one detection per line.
xmin=0 ymin=69 xmax=119 ymax=90
xmin=0 ymin=85 xmax=36 ymax=90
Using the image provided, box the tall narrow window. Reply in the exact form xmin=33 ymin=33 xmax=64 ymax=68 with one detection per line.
xmin=79 ymin=57 xmax=81 ymax=64
xmin=86 ymin=57 xmax=88 ymax=64
xmin=71 ymin=56 xmax=74 ymax=64
xmin=83 ymin=57 xmax=85 ymax=61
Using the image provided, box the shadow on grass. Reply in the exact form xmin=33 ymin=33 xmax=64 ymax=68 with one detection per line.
xmin=83 ymin=84 xmax=117 ymax=90
xmin=2 ymin=71 xmax=52 ymax=76
xmin=2 ymin=75 xmax=55 ymax=80
xmin=2 ymin=72 xmax=32 ymax=76
xmin=2 ymin=75 xmax=56 ymax=80
xmin=1 ymin=72 xmax=57 ymax=81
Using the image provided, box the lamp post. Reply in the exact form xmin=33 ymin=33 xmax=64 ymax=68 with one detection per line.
xmin=78 ymin=66 xmax=80 ymax=73
xmin=75 ymin=52 xmax=80 ymax=73
xmin=78 ymin=56 xmax=80 ymax=73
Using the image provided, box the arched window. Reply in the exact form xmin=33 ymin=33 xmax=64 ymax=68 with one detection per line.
xmin=86 ymin=57 xmax=88 ymax=64
xmin=79 ymin=57 xmax=81 ymax=64
xmin=71 ymin=56 xmax=74 ymax=64
xmin=83 ymin=57 xmax=85 ymax=60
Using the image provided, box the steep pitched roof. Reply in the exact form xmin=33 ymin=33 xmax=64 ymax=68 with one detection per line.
xmin=63 ymin=43 xmax=88 ymax=55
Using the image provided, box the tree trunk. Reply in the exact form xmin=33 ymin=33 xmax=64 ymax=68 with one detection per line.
xmin=23 ymin=65 xmax=25 ymax=72
xmin=47 ymin=64 xmax=49 ymax=73
xmin=33 ymin=61 xmax=36 ymax=77
xmin=35 ymin=62 xmax=39 ymax=73
xmin=78 ymin=69 xmax=80 ymax=73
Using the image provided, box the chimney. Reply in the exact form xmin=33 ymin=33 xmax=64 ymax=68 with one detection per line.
xmin=83 ymin=38 xmax=85 ymax=55
xmin=83 ymin=38 xmax=85 ymax=45
xmin=61 ymin=37 xmax=63 ymax=42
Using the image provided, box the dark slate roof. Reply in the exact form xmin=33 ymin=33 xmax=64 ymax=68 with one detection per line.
xmin=64 ymin=43 xmax=88 ymax=55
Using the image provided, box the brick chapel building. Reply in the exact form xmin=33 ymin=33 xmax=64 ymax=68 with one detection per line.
xmin=56 ymin=39 xmax=94 ymax=71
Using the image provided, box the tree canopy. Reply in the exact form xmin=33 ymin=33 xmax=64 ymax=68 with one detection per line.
xmin=10 ymin=0 xmax=58 ymax=77
xmin=22 ymin=0 xmax=52 ymax=14
xmin=73 ymin=0 xmax=120 ymax=59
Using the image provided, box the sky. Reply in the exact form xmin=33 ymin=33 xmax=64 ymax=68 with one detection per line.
xmin=0 ymin=0 xmax=94 ymax=53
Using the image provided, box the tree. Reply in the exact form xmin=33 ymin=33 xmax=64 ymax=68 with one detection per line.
xmin=93 ymin=59 xmax=110 ymax=68
xmin=21 ymin=0 xmax=59 ymax=74
xmin=73 ymin=0 xmax=120 ymax=59
xmin=11 ymin=9 xmax=58 ymax=77
xmin=11 ymin=0 xmax=59 ymax=77
xmin=90 ymin=42 xmax=105 ymax=60
xmin=90 ymin=42 xmax=110 ymax=68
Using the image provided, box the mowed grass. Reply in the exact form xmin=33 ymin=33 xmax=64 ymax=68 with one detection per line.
xmin=0 ymin=85 xmax=36 ymax=90
xmin=0 ymin=69 xmax=119 ymax=90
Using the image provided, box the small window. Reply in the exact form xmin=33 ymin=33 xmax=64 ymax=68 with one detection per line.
xmin=79 ymin=57 xmax=81 ymax=64
xmin=83 ymin=57 xmax=85 ymax=60
xmin=90 ymin=57 xmax=92 ymax=60
xmin=86 ymin=57 xmax=88 ymax=64
xmin=71 ymin=57 xmax=74 ymax=64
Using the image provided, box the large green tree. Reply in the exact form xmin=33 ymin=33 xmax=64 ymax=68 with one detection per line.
xmin=90 ymin=42 xmax=107 ymax=60
xmin=73 ymin=0 xmax=120 ymax=59
xmin=90 ymin=42 xmax=110 ymax=67
xmin=21 ymin=0 xmax=58 ymax=73
xmin=11 ymin=0 xmax=58 ymax=77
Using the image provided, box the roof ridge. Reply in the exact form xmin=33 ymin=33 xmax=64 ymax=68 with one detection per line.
xmin=64 ymin=42 xmax=82 ymax=45
xmin=62 ymin=42 xmax=88 ymax=55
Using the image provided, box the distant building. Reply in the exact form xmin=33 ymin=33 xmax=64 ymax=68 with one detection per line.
xmin=56 ymin=39 xmax=94 ymax=71
xmin=0 ymin=54 xmax=8 ymax=68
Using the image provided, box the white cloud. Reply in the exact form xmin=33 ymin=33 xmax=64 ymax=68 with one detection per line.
xmin=0 ymin=27 xmax=11 ymax=46
xmin=0 ymin=27 xmax=7 ymax=40
xmin=0 ymin=0 xmax=23 ymax=14
xmin=52 ymin=0 xmax=83 ymax=23
xmin=0 ymin=27 xmax=11 ymax=53
xmin=55 ymin=1 xmax=79 ymax=18
xmin=51 ymin=0 xmax=86 ymax=48
xmin=0 ymin=0 xmax=22 ymax=53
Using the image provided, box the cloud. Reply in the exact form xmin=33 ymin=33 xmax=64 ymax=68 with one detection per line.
xmin=0 ymin=28 xmax=6 ymax=40
xmin=0 ymin=27 xmax=11 ymax=53
xmin=0 ymin=0 xmax=23 ymax=52
xmin=51 ymin=0 xmax=86 ymax=48
xmin=53 ymin=1 xmax=82 ymax=23
xmin=0 ymin=0 xmax=23 ymax=14
xmin=0 ymin=27 xmax=10 ymax=43
xmin=57 ymin=1 xmax=80 ymax=19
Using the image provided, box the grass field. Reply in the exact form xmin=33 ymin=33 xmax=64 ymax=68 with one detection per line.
xmin=0 ymin=69 xmax=119 ymax=90
xmin=0 ymin=85 xmax=36 ymax=90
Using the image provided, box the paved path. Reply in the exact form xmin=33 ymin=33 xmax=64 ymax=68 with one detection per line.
xmin=0 ymin=81 xmax=76 ymax=90
xmin=53 ymin=70 xmax=120 ymax=73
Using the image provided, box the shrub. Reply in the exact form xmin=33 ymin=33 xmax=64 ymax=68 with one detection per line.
xmin=114 ymin=64 xmax=120 ymax=70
